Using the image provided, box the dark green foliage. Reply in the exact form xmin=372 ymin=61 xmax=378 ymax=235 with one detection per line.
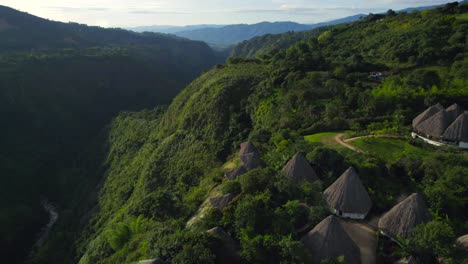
xmin=231 ymin=28 xmax=331 ymax=58
xmin=221 ymin=181 xmax=242 ymax=195
xmin=239 ymin=169 xmax=273 ymax=194
xmin=406 ymin=220 xmax=456 ymax=263
xmin=0 ymin=6 xmax=219 ymax=264
xmin=0 ymin=5 xmax=211 ymax=53
xmin=423 ymin=157 xmax=468 ymax=215
xmin=407 ymin=69 xmax=441 ymax=89
xmin=18 ymin=3 xmax=468 ymax=264
xmin=320 ymin=256 xmax=345 ymax=264
xmin=171 ymin=233 xmax=216 ymax=264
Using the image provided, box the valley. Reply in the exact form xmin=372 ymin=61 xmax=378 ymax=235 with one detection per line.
xmin=0 ymin=1 xmax=467 ymax=264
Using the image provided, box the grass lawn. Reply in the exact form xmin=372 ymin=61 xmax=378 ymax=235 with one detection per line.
xmin=304 ymin=131 xmax=345 ymax=149
xmin=456 ymin=13 xmax=468 ymax=20
xmin=349 ymin=137 xmax=431 ymax=162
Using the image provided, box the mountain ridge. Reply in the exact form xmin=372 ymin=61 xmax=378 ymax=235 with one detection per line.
xmin=29 ymin=3 xmax=467 ymax=263
xmin=0 ymin=5 xmax=210 ymax=53
xmin=126 ymin=1 xmax=465 ymax=48
xmin=0 ymin=5 xmax=218 ymax=264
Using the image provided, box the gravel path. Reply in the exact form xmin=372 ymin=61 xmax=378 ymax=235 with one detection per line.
xmin=341 ymin=221 xmax=378 ymax=264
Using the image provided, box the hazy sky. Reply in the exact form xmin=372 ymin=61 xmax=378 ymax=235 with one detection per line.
xmin=1 ymin=0 xmax=456 ymax=27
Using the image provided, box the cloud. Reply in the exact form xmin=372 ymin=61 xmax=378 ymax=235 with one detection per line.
xmin=128 ymin=10 xmax=189 ymax=14
xmin=210 ymin=6 xmax=380 ymax=15
xmin=47 ymin=6 xmax=111 ymax=12
xmin=7 ymin=0 xmax=457 ymax=27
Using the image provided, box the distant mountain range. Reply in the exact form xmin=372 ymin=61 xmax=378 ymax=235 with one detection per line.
xmin=129 ymin=24 xmax=226 ymax=34
xmin=128 ymin=16 xmax=364 ymax=48
xmin=175 ymin=21 xmax=313 ymax=48
xmin=128 ymin=1 xmax=466 ymax=48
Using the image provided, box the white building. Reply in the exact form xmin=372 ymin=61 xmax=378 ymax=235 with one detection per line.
xmin=323 ymin=167 xmax=372 ymax=220
xmin=412 ymin=103 xmax=468 ymax=149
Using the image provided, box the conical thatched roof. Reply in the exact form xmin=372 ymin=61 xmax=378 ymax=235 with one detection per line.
xmin=282 ymin=152 xmax=320 ymax=183
xmin=456 ymin=234 xmax=468 ymax=251
xmin=302 ymin=216 xmax=361 ymax=264
xmin=412 ymin=103 xmax=444 ymax=128
xmin=442 ymin=113 xmax=468 ymax=142
xmin=323 ymin=167 xmax=372 ymax=215
xmin=138 ymin=259 xmax=163 ymax=264
xmin=225 ymin=166 xmax=247 ymax=180
xmin=207 ymin=227 xmax=236 ymax=246
xmin=378 ymin=193 xmax=432 ymax=239
xmin=239 ymin=142 xmax=265 ymax=170
xmin=446 ymin=103 xmax=464 ymax=123
xmin=240 ymin=152 xmax=265 ymax=170
xmin=207 ymin=227 xmax=233 ymax=243
xmin=415 ymin=110 xmax=451 ymax=138
xmin=239 ymin=142 xmax=258 ymax=157
xmin=209 ymin=194 xmax=236 ymax=211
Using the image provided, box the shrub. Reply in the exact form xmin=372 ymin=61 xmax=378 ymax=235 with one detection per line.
xmin=221 ymin=181 xmax=242 ymax=195
xmin=239 ymin=168 xmax=272 ymax=194
xmin=407 ymin=220 xmax=456 ymax=262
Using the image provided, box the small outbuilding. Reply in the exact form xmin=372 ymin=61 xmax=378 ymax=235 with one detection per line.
xmin=239 ymin=142 xmax=265 ymax=170
xmin=412 ymin=103 xmax=468 ymax=149
xmin=282 ymin=152 xmax=320 ymax=183
xmin=456 ymin=234 xmax=468 ymax=251
xmin=446 ymin=103 xmax=463 ymax=121
xmin=239 ymin=142 xmax=258 ymax=157
xmin=378 ymin=193 xmax=432 ymax=240
xmin=412 ymin=103 xmax=444 ymax=128
xmin=323 ymin=167 xmax=372 ymax=219
xmin=415 ymin=110 xmax=451 ymax=139
xmin=209 ymin=194 xmax=236 ymax=211
xmin=442 ymin=113 xmax=468 ymax=149
xmin=225 ymin=166 xmax=247 ymax=180
xmin=302 ymin=215 xmax=361 ymax=264
xmin=138 ymin=259 xmax=163 ymax=264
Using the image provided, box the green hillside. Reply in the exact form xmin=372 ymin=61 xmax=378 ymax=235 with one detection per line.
xmin=233 ymin=4 xmax=467 ymax=66
xmin=231 ymin=27 xmax=330 ymax=58
xmin=27 ymin=3 xmax=468 ymax=264
xmin=0 ymin=6 xmax=219 ymax=264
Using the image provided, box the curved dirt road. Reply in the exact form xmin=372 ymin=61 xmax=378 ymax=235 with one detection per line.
xmin=335 ymin=133 xmax=402 ymax=153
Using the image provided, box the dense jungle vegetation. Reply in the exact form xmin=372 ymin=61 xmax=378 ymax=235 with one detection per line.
xmin=0 ymin=5 xmax=218 ymax=263
xmin=26 ymin=2 xmax=468 ymax=264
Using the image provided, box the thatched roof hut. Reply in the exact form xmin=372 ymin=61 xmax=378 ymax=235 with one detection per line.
xmin=412 ymin=103 xmax=444 ymax=128
xmin=446 ymin=103 xmax=464 ymax=123
xmin=415 ymin=110 xmax=451 ymax=139
xmin=209 ymin=194 xmax=236 ymax=211
xmin=138 ymin=259 xmax=162 ymax=264
xmin=239 ymin=142 xmax=258 ymax=157
xmin=225 ymin=166 xmax=247 ymax=180
xmin=442 ymin=113 xmax=468 ymax=142
xmin=241 ymin=152 xmax=265 ymax=170
xmin=378 ymin=193 xmax=432 ymax=239
xmin=302 ymin=216 xmax=361 ymax=264
xmin=323 ymin=167 xmax=372 ymax=219
xmin=207 ymin=227 xmax=236 ymax=245
xmin=456 ymin=234 xmax=468 ymax=251
xmin=282 ymin=152 xmax=320 ymax=183
xmin=239 ymin=142 xmax=265 ymax=170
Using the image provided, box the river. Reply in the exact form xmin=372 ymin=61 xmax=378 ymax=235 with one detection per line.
xmin=32 ymin=200 xmax=59 ymax=251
